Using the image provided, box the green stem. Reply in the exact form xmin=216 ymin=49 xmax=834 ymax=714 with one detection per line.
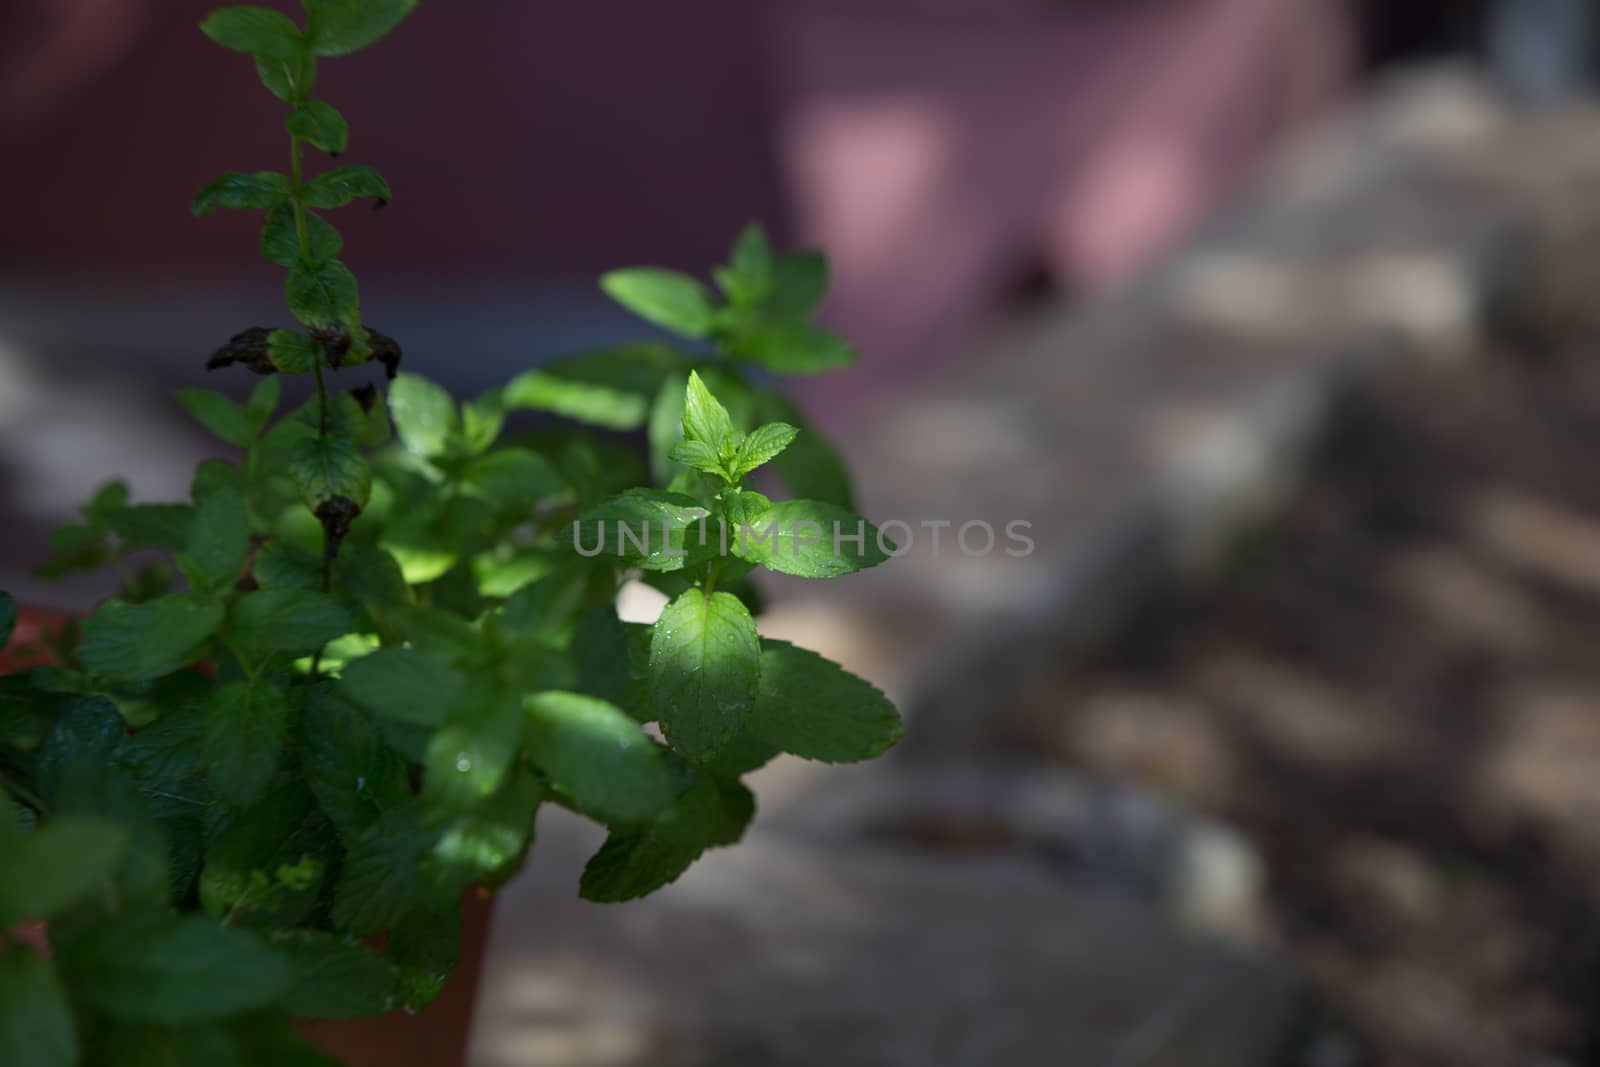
xmin=289 ymin=127 xmax=337 ymax=677
xmin=288 ymin=132 xmax=329 ymax=438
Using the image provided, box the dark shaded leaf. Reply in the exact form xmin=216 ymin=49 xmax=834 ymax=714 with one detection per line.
xmin=62 ymin=914 xmax=291 ymax=1024
xmin=78 ymin=598 xmax=224 ymax=682
xmin=261 ymin=204 xmax=342 ymax=268
xmin=0 ymin=944 xmax=76 ymax=1067
xmin=192 ymin=172 xmax=291 ymax=216
xmin=202 ymin=680 xmax=289 ymax=808
xmin=301 ymin=165 xmax=390 ymax=209
xmin=272 ymin=931 xmax=399 ymax=1019
xmin=200 ymin=6 xmax=306 ymax=60
xmin=579 ymin=772 xmax=754 ymax=902
xmin=304 ymin=0 xmax=417 ymax=57
xmin=286 ymin=100 xmax=348 ymax=155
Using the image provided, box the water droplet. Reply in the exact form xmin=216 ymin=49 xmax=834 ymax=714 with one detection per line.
xmin=456 ymin=756 xmax=472 ymax=773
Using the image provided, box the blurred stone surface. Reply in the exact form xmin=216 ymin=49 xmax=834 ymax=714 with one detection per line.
xmin=767 ymin=69 xmax=1600 ymax=756
xmin=469 ymin=805 xmax=1291 ymax=1067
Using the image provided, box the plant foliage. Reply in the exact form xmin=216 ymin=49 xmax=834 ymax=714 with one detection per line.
xmin=0 ymin=3 xmax=899 ymax=1062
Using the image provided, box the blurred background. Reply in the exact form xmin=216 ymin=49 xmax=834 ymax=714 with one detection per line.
xmin=7 ymin=1 xmax=1600 ymax=1065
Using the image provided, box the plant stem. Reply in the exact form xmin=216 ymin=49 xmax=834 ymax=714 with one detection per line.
xmin=289 ymin=133 xmax=330 ymax=439
xmin=290 ymin=128 xmax=336 ymax=677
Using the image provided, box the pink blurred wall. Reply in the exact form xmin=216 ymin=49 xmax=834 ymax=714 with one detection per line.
xmin=769 ymin=0 xmax=1354 ymax=421
xmin=2 ymin=0 xmax=1355 ymax=407
xmin=0 ymin=0 xmax=784 ymax=276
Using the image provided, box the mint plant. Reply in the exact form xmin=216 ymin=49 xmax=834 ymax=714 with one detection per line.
xmin=0 ymin=2 xmax=900 ymax=1063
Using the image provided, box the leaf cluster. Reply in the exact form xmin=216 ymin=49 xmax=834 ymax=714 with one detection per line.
xmin=0 ymin=3 xmax=901 ymax=1063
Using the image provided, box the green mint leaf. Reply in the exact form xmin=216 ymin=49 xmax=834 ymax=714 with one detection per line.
xmin=301 ymin=164 xmax=391 ymax=209
xmin=387 ymin=908 xmax=460 ymax=1013
xmin=721 ymin=488 xmax=771 ymax=529
xmin=246 ymin=375 xmax=281 ymax=423
xmin=272 ymin=930 xmax=399 ymax=1019
xmin=0 ymin=944 xmax=76 ymax=1067
xmin=267 ymin=329 xmax=321 ymax=373
xmin=256 ymin=52 xmax=316 ymax=104
xmin=48 ymin=766 xmax=174 ymax=911
xmin=78 ymin=596 xmax=224 ymax=682
xmin=183 ymin=487 xmax=249 ymax=594
xmin=681 ymin=370 xmax=735 ymax=452
xmin=34 ymin=522 xmax=112 ymax=579
xmin=458 ymin=388 xmax=504 ymax=454
xmin=299 ymin=684 xmax=411 ymax=835
xmin=225 ymin=589 xmax=354 ymax=655
xmin=336 ymin=544 xmax=411 ymax=611
xmin=720 ymin=222 xmax=774 ymax=305
xmin=422 ymin=767 xmax=540 ymax=898
xmin=87 ymin=1021 xmax=245 ymax=1066
xmin=502 ymin=344 xmax=683 ymax=431
xmin=285 ymin=257 xmax=359 ymax=329
xmin=735 ymin=499 xmax=891 ymax=578
xmin=193 ymin=460 xmax=247 ymax=506
xmin=600 ymin=268 xmax=715 ymax=339
xmin=739 ymin=321 xmax=855 ymax=374
xmin=192 ymin=172 xmax=291 ymax=217
xmin=202 ymin=680 xmax=289 ymax=808
xmin=649 ymin=588 xmax=760 ymax=759
xmin=564 ymin=489 xmax=711 ymax=573
xmin=61 ymin=914 xmax=291 ymax=1024
xmin=228 ymin=1014 xmax=343 ymax=1066
xmin=698 ymin=731 xmax=781 ymax=777
xmin=261 ymin=204 xmax=342 ymax=267
xmin=667 ymin=439 xmax=727 ymax=481
xmin=105 ymin=505 xmax=195 ymax=552
xmin=200 ymin=6 xmax=306 ymax=60
xmin=340 ymin=648 xmax=463 ymax=727
xmin=82 ymin=479 xmax=130 ymax=525
xmin=304 ymin=0 xmax=418 ymax=57
xmin=423 ymin=692 xmax=523 ymax=814
xmin=0 ymin=817 xmax=128 ymax=926
xmin=0 ymin=689 xmax=54 ymax=755
xmin=459 ymin=448 xmax=564 ymax=509
xmin=175 ymin=389 xmax=256 ymax=448
xmin=387 ymin=373 xmax=458 ymax=459
xmin=199 ymin=782 xmax=335 ymax=928
xmin=336 ymin=387 xmax=392 ymax=448
xmin=254 ymin=540 xmax=322 ymax=591
xmin=732 ymin=421 xmax=799 ymax=476
xmin=332 ymin=802 xmax=432 ymax=935
xmin=749 ymin=640 xmax=902 ymax=762
xmin=525 ymin=692 xmax=674 ymax=824
xmin=111 ymin=686 xmax=208 ymax=814
xmin=289 ymin=434 xmax=371 ymax=509
xmin=762 ymin=250 xmax=828 ymax=320
xmin=579 ymin=771 xmax=754 ymax=902
xmin=33 ymin=697 xmax=126 ymax=803
xmin=377 ymin=605 xmax=480 ymax=662
xmin=497 ymin=566 xmax=591 ymax=645
xmin=286 ymin=100 xmax=348 ymax=155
